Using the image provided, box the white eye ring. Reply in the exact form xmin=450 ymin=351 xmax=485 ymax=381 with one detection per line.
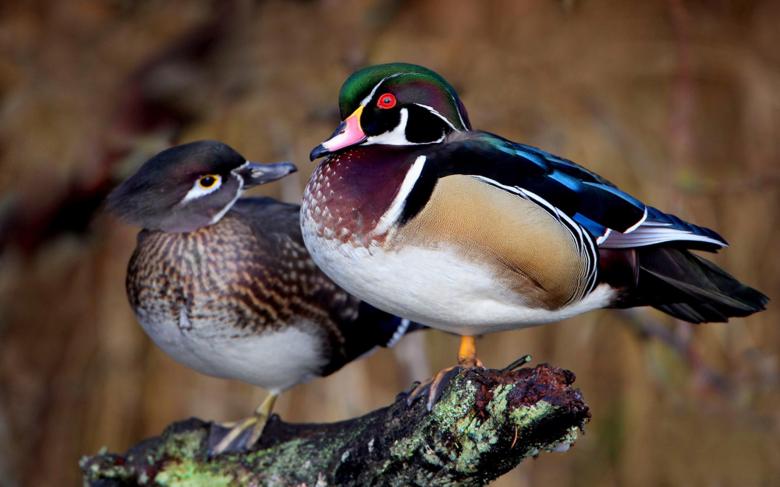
xmin=180 ymin=174 xmax=223 ymax=204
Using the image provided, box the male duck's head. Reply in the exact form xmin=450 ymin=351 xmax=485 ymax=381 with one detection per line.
xmin=107 ymin=140 xmax=296 ymax=232
xmin=310 ymin=63 xmax=471 ymax=160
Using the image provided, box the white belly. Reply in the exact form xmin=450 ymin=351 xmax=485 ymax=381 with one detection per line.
xmin=302 ymin=227 xmax=613 ymax=336
xmin=135 ymin=309 xmax=326 ymax=393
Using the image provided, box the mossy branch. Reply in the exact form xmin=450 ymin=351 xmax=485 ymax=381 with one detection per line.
xmin=81 ymin=364 xmax=590 ymax=487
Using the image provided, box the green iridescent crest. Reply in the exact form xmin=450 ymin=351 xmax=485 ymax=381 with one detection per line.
xmin=338 ymin=63 xmax=471 ymax=130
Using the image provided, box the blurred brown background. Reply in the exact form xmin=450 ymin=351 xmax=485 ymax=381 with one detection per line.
xmin=1 ymin=0 xmax=778 ymax=485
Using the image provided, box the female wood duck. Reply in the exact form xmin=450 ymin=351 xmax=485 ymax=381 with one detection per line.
xmin=107 ymin=140 xmax=420 ymax=453
xmin=303 ymin=63 xmax=768 ymax=404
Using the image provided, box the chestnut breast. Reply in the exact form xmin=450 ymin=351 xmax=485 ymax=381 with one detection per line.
xmin=303 ymin=146 xmax=422 ymax=247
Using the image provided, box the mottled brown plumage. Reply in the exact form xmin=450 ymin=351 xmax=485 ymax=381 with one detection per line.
xmin=126 ymin=198 xmax=379 ymax=377
xmin=108 ymin=141 xmax=420 ymax=453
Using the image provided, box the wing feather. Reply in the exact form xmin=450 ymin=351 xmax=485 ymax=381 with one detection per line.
xmin=423 ymin=132 xmax=727 ymax=251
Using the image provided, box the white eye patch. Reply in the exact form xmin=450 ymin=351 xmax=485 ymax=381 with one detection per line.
xmin=179 ymin=174 xmax=223 ymax=205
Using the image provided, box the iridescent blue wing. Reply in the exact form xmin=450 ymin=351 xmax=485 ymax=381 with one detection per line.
xmin=421 ymin=131 xmax=727 ymax=251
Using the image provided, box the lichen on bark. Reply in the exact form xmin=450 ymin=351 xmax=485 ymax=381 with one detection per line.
xmin=81 ymin=363 xmax=590 ymax=487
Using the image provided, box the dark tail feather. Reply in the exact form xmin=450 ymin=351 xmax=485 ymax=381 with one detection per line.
xmin=354 ymin=302 xmax=427 ymax=348
xmin=337 ymin=302 xmax=426 ymax=366
xmin=604 ymin=246 xmax=768 ymax=323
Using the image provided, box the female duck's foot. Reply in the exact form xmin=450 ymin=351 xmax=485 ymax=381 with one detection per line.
xmin=209 ymin=393 xmax=277 ymax=455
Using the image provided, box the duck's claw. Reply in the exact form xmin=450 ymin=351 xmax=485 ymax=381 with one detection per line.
xmin=207 ymin=393 xmax=278 ymax=455
xmin=407 ymin=335 xmax=487 ymax=410
xmin=208 ymin=415 xmax=267 ymax=455
xmin=406 ymin=365 xmax=460 ymax=410
xmin=406 ymin=358 xmax=486 ymax=411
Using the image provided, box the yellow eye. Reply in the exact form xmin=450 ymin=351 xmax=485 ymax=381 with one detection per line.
xmin=198 ymin=174 xmax=220 ymax=189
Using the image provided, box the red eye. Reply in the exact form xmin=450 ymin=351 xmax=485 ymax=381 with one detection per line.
xmin=376 ymin=93 xmax=397 ymax=109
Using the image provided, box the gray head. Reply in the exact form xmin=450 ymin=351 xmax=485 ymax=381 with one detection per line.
xmin=106 ymin=140 xmax=297 ymax=232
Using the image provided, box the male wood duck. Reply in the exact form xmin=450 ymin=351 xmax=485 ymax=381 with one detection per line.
xmin=303 ymin=63 xmax=768 ymax=405
xmin=106 ymin=140 xmax=421 ymax=453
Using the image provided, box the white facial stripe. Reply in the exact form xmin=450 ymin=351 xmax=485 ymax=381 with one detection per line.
xmin=360 ymin=78 xmax=385 ymax=106
xmin=414 ymin=103 xmax=458 ymax=131
xmin=361 ymin=73 xmax=467 ymax=129
xmin=360 ymin=73 xmax=404 ymax=107
xmin=360 ymin=73 xmax=459 ymax=146
xmin=452 ymin=94 xmax=467 ymax=129
xmin=365 ymin=108 xmax=409 ymax=146
xmin=176 ymin=170 xmax=245 ymax=226
xmin=373 ymin=155 xmax=427 ymax=236
xmin=179 ymin=176 xmax=223 ymax=205
xmin=233 ymin=169 xmax=245 ymax=187
xmin=209 ymin=174 xmax=244 ymax=225
xmin=363 ymin=108 xmax=445 ymax=147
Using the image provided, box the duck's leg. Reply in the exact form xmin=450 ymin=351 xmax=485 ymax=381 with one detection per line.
xmin=408 ymin=335 xmax=483 ymax=410
xmin=457 ymin=335 xmax=483 ymax=368
xmin=211 ymin=393 xmax=278 ymax=454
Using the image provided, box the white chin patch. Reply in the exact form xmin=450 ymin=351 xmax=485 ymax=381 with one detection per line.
xmin=364 ymin=107 xmax=446 ymax=146
xmin=364 ymin=108 xmax=412 ymax=146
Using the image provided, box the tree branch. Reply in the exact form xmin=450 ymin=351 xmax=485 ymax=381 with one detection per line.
xmin=80 ymin=364 xmax=590 ymax=487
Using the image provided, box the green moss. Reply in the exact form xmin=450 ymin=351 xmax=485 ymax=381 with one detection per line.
xmin=242 ymin=437 xmax=323 ymax=482
xmin=387 ymin=378 xmax=569 ymax=475
xmin=390 ymin=376 xmax=478 ymax=461
xmin=83 ymin=367 xmax=587 ymax=487
xmin=85 ymin=461 xmax=131 ymax=482
xmin=390 ymin=432 xmax=423 ymax=460
xmin=159 ymin=430 xmax=208 ymax=460
xmin=431 ymin=377 xmax=477 ymax=425
xmin=154 ymin=460 xmax=235 ymax=486
xmin=487 ymin=385 xmax=511 ymax=418
xmin=509 ymin=402 xmax=581 ymax=455
xmin=509 ymin=400 xmax=555 ymax=428
xmin=451 ymin=385 xmax=513 ymax=473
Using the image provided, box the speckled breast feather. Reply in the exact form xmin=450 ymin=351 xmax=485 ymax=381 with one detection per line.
xmin=302 ymin=146 xmax=423 ymax=247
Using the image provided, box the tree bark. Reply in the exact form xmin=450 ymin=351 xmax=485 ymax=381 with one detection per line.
xmin=80 ymin=363 xmax=590 ymax=487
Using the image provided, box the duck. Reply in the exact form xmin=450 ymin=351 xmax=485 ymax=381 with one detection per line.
xmin=107 ymin=140 xmax=422 ymax=452
xmin=302 ymin=63 xmax=768 ymax=406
